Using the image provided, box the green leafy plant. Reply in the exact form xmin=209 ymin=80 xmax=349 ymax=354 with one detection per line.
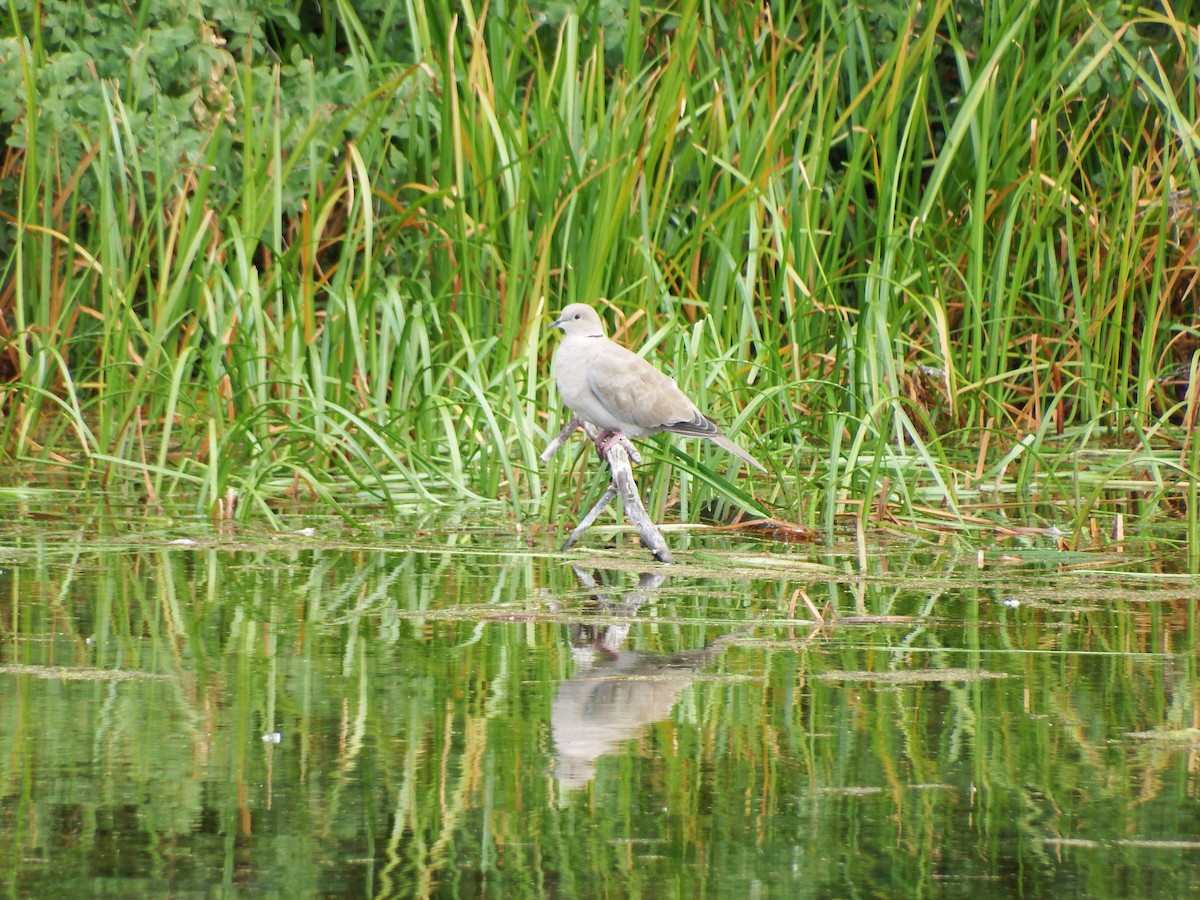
xmin=1 ymin=0 xmax=1197 ymax=551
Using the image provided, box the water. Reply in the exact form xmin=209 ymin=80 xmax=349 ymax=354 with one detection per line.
xmin=2 ymin=502 xmax=1199 ymax=897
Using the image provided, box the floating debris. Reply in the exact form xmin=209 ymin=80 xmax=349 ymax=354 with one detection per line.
xmin=0 ymin=665 xmax=173 ymax=682
xmin=817 ymin=668 xmax=1009 ymax=684
xmin=1124 ymin=728 xmax=1200 ymax=742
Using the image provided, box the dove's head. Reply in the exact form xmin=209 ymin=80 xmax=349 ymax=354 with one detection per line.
xmin=550 ymin=303 xmax=607 ymax=338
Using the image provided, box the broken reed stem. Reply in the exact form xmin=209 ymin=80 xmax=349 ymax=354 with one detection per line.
xmin=544 ymin=418 xmax=672 ymax=563
xmin=561 ymin=483 xmax=618 ymax=551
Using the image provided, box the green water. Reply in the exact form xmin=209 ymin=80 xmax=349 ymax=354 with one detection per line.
xmin=2 ymin=502 xmax=1200 ymax=898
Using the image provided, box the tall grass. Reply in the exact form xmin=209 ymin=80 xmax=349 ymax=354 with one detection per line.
xmin=1 ymin=1 xmax=1197 ymax=546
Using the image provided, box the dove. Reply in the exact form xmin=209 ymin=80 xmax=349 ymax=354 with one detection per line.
xmin=549 ymin=303 xmax=765 ymax=472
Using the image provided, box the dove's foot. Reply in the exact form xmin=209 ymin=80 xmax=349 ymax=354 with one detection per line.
xmin=593 ymin=430 xmax=627 ymax=460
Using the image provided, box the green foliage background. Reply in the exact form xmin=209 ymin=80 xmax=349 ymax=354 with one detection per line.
xmin=2 ymin=0 xmax=1198 ymax=542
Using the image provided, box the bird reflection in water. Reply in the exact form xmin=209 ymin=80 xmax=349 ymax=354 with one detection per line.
xmin=551 ymin=567 xmax=725 ymax=794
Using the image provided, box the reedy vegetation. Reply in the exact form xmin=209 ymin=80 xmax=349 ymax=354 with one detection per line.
xmin=1 ymin=1 xmax=1198 ymax=546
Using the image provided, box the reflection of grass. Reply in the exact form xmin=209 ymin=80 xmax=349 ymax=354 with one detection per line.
xmin=3 ymin=4 xmax=1199 ymax=558
xmin=4 ymin=530 xmax=1199 ymax=894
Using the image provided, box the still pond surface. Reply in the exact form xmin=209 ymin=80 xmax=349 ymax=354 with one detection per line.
xmin=3 ymin=497 xmax=1200 ymax=897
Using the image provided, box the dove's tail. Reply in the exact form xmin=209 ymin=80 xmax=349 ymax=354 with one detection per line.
xmin=707 ymin=431 xmax=767 ymax=473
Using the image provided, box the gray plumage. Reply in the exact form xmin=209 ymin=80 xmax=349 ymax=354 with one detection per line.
xmin=550 ymin=303 xmax=766 ymax=472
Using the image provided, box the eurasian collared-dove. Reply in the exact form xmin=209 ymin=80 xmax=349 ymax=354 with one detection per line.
xmin=550 ymin=303 xmax=766 ymax=472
